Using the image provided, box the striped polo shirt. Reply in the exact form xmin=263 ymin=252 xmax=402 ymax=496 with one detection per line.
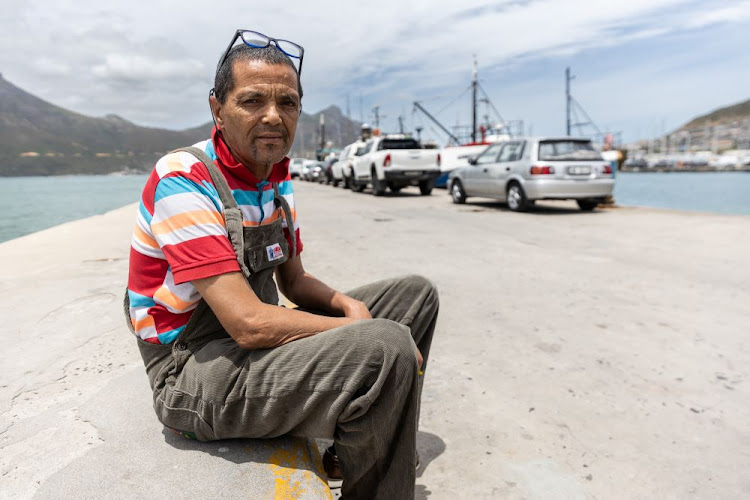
xmin=127 ymin=127 xmax=303 ymax=345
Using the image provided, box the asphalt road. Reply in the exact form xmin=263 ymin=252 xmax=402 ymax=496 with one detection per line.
xmin=1 ymin=179 xmax=747 ymax=499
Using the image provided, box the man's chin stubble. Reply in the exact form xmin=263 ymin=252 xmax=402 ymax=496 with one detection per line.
xmin=251 ymin=144 xmax=286 ymax=168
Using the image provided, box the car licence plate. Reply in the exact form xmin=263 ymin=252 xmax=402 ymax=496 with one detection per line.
xmin=567 ymin=166 xmax=591 ymax=175
xmin=404 ymin=171 xmax=422 ymax=176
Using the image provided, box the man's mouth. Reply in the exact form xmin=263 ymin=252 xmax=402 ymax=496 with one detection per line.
xmin=257 ymin=134 xmax=285 ymax=142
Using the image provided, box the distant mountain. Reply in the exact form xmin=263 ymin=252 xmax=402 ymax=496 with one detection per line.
xmin=666 ymin=97 xmax=750 ymax=151
xmin=678 ymin=98 xmax=750 ymax=132
xmin=0 ymin=74 xmax=360 ymax=176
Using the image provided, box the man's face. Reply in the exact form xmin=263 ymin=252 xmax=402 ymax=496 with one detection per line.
xmin=210 ymin=60 xmax=300 ymax=177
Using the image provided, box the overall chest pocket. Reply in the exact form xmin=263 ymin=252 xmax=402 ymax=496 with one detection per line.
xmin=242 ymin=221 xmax=289 ymax=274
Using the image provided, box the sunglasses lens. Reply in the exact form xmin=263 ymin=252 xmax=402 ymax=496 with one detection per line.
xmin=241 ymin=31 xmax=270 ymax=48
xmin=275 ymin=40 xmax=302 ymax=59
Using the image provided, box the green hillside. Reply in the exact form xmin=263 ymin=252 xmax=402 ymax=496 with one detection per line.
xmin=678 ymin=98 xmax=750 ymax=132
xmin=0 ymin=75 xmax=360 ymax=176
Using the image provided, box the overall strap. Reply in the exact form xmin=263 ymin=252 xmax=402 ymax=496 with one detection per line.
xmin=171 ymin=146 xmax=251 ymax=278
xmin=273 ymin=182 xmax=297 ymax=259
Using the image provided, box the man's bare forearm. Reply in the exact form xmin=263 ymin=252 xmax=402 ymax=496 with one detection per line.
xmin=192 ymin=271 xmax=357 ymax=350
xmin=281 ymin=270 xmax=354 ymax=315
xmin=236 ymin=303 xmax=355 ymax=349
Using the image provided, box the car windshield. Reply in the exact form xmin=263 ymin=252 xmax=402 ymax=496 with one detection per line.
xmin=378 ymin=139 xmax=420 ymax=150
xmin=538 ymin=140 xmax=602 ymax=161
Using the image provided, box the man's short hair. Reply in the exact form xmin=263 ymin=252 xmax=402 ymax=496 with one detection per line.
xmin=213 ymin=45 xmax=303 ymax=104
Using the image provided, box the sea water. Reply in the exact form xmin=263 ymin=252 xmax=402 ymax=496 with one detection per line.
xmin=0 ymin=172 xmax=748 ymax=243
xmin=0 ymin=174 xmax=149 ymax=243
xmin=614 ymin=172 xmax=750 ymax=215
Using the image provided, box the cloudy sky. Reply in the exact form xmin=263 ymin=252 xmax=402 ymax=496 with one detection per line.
xmin=2 ymin=0 xmax=749 ymax=143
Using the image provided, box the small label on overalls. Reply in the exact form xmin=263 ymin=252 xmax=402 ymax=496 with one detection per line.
xmin=266 ymin=243 xmax=284 ymax=262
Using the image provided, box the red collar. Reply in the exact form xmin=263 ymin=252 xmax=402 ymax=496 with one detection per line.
xmin=211 ymin=126 xmax=290 ymax=184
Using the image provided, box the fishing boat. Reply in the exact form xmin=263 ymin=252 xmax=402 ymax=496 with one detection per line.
xmin=412 ymin=58 xmax=520 ymax=188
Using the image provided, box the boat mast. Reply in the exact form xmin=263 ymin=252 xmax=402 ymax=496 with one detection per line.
xmin=565 ymin=67 xmax=574 ymax=136
xmin=472 ymin=56 xmax=478 ymax=142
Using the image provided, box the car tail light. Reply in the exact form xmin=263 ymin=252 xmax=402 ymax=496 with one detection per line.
xmin=437 ymin=153 xmax=441 ymax=167
xmin=602 ymin=164 xmax=613 ymax=174
xmin=384 ymin=153 xmax=391 ymax=167
xmin=530 ymin=165 xmax=555 ymax=175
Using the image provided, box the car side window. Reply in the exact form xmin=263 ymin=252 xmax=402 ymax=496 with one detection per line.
xmin=476 ymin=143 xmax=503 ymax=165
xmin=356 ymin=143 xmax=369 ymax=156
xmin=498 ymin=142 xmax=523 ymax=162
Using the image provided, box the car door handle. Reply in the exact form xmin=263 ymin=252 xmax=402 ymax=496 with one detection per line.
xmin=505 ymin=167 xmax=511 ymax=171
xmin=482 ymin=168 xmax=488 ymax=172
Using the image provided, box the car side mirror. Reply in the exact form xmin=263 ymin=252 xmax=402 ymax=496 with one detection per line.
xmin=468 ymin=157 xmax=477 ymax=165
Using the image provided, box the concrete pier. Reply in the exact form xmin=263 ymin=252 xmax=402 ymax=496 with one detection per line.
xmin=1 ymin=181 xmax=748 ymax=499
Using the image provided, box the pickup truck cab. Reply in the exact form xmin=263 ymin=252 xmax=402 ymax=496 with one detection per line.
xmin=332 ymin=141 xmax=364 ymax=188
xmin=350 ymin=135 xmax=441 ymax=196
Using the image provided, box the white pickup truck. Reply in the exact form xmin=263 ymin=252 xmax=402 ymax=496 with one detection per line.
xmin=349 ymin=135 xmax=441 ymax=195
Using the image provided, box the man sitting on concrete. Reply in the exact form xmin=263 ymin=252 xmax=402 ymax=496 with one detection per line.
xmin=125 ymin=29 xmax=438 ymax=499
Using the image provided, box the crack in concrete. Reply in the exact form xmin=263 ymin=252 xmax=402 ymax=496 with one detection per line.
xmin=0 ymin=325 xmax=126 ymax=446
xmin=36 ymin=292 xmax=116 ymax=325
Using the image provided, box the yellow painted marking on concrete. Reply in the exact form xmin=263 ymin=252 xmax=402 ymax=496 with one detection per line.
xmin=265 ymin=439 xmax=332 ymax=500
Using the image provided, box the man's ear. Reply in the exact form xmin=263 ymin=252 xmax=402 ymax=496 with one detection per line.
xmin=209 ymin=92 xmax=224 ymax=129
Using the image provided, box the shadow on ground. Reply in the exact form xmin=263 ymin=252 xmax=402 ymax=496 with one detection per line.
xmin=162 ymin=428 xmax=324 ymax=478
xmin=462 ymin=200 xmax=605 ymax=215
xmin=416 ymin=430 xmax=447 ymax=499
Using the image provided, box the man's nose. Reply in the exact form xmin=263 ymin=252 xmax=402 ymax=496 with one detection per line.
xmin=262 ymin=103 xmax=282 ymax=126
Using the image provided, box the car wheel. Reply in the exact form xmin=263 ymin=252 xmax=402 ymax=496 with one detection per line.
xmin=451 ymin=180 xmax=467 ymax=204
xmin=577 ymin=199 xmax=599 ymax=211
xmin=388 ymin=184 xmax=402 ymax=193
xmin=419 ymin=179 xmax=434 ymax=196
xmin=350 ymin=174 xmax=365 ymax=192
xmin=371 ymin=168 xmax=386 ymax=196
xmin=506 ymin=182 xmax=529 ymax=212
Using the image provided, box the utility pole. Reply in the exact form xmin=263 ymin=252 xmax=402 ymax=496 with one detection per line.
xmin=398 ymin=115 xmax=405 ymax=134
xmin=471 ymin=56 xmax=478 ymax=142
xmin=565 ymin=67 xmax=573 ymax=136
xmin=319 ymin=114 xmax=325 ymax=150
xmin=372 ymin=106 xmax=381 ymax=128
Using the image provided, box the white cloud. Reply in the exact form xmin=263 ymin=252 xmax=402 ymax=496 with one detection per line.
xmin=32 ymin=58 xmax=72 ymax=77
xmin=1 ymin=0 xmax=748 ymax=138
xmin=91 ymin=54 xmax=204 ymax=81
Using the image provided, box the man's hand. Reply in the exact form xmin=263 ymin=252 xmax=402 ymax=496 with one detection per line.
xmin=339 ymin=297 xmax=372 ymax=320
xmin=417 ymin=348 xmax=424 ymax=371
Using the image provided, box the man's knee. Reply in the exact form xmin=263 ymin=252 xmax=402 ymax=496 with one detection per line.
xmin=356 ymin=318 xmax=418 ymax=367
xmin=400 ymin=274 xmax=439 ymax=308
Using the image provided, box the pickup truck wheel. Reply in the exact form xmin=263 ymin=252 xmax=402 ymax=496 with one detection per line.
xmin=451 ymin=180 xmax=467 ymax=204
xmin=506 ymin=182 xmax=530 ymax=212
xmin=389 ymin=184 xmax=402 ymax=193
xmin=371 ymin=168 xmax=386 ymax=196
xmin=350 ymin=176 xmax=365 ymax=192
xmin=419 ymin=179 xmax=434 ymax=196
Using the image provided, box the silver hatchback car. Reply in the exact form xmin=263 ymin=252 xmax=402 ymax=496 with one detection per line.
xmin=448 ymin=137 xmax=615 ymax=211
